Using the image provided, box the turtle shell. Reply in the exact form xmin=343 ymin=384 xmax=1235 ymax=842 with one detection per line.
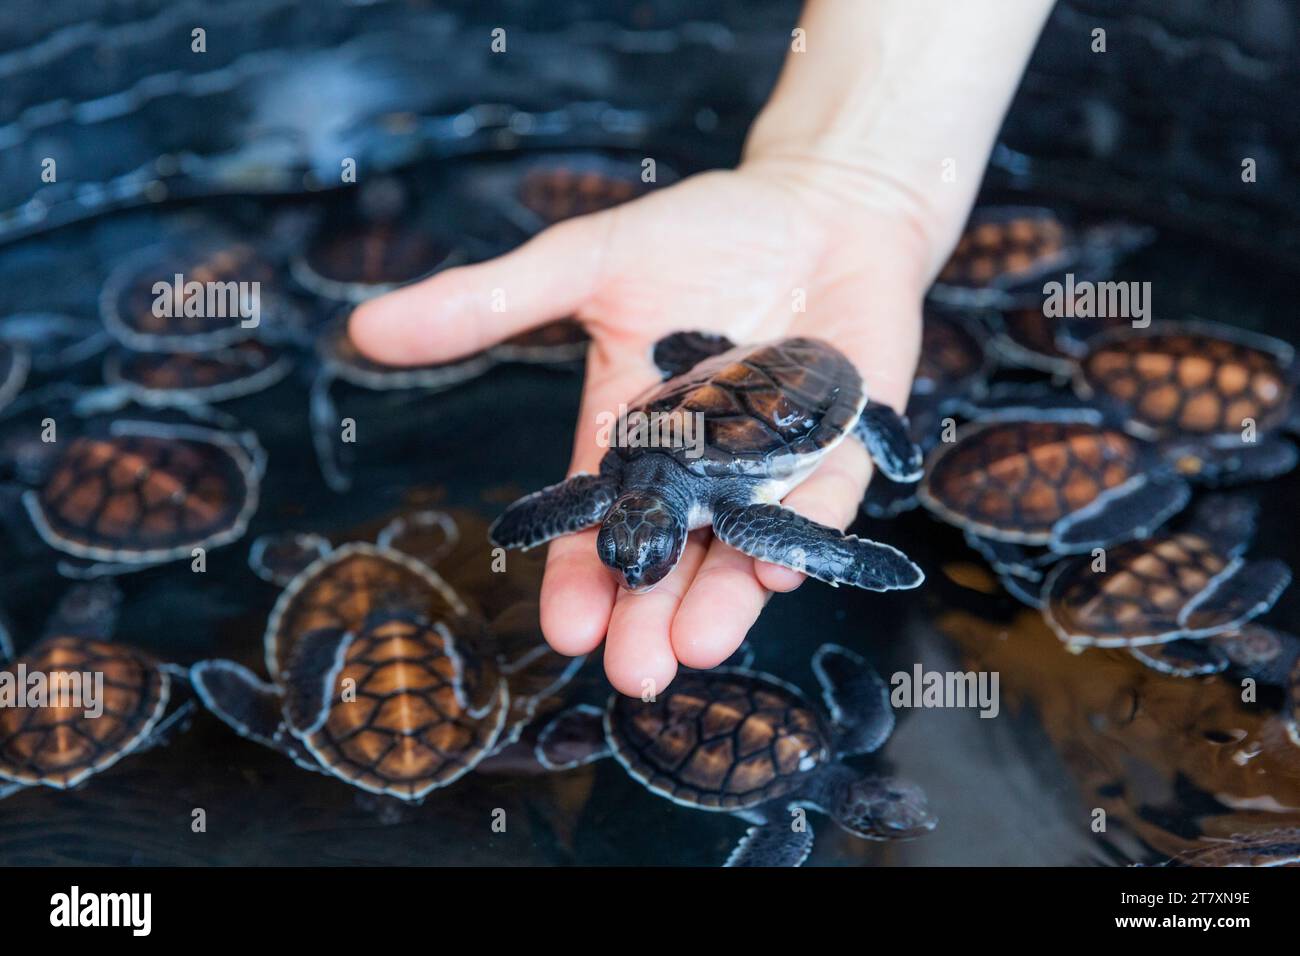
xmin=25 ymin=422 xmax=262 ymax=565
xmin=919 ymin=420 xmax=1142 ymax=544
xmin=620 ymin=337 xmax=863 ymax=479
xmin=0 ymin=636 xmax=167 ymax=789
xmin=1076 ymin=323 xmax=1295 ymax=440
xmin=1042 ymin=531 xmax=1239 ymax=646
xmin=517 ymin=164 xmax=644 ymax=225
xmin=297 ymin=613 xmax=508 ymax=800
xmin=316 ymin=315 xmax=492 ymax=390
xmin=105 ymin=340 xmax=291 ymax=403
xmin=101 ymin=242 xmax=275 ymax=352
xmin=935 ymin=207 xmax=1068 ymax=293
xmin=293 ymin=220 xmax=457 ymax=304
xmin=916 ymin=309 xmax=985 ymax=395
xmin=264 ymin=542 xmax=468 ymax=678
xmin=607 ymin=669 xmax=831 ymax=811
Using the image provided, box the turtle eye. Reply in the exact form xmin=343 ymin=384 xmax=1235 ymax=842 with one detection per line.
xmin=595 ymin=524 xmax=619 ymax=568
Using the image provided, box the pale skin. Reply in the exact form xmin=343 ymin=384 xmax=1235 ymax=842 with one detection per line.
xmin=350 ymin=0 xmax=1058 ymax=695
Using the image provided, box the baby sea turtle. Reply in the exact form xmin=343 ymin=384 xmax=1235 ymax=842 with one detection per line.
xmin=1011 ymin=497 xmax=1290 ymax=655
xmin=103 ymin=339 xmax=293 ymax=407
xmin=3 ymin=406 xmax=265 ymax=577
xmin=490 ymin=332 xmax=926 ymax=592
xmin=490 ymin=319 xmax=589 ymax=366
xmin=535 ymin=644 xmax=936 ymax=866
xmin=1071 ymin=320 xmax=1299 ymax=477
xmin=100 ymin=240 xmax=282 ymax=353
xmin=929 ymin=206 xmax=1152 ymax=309
xmin=987 ymin=296 xmax=1112 ymax=377
xmin=0 ymin=582 xmax=190 ymax=799
xmin=309 ymin=314 xmax=494 ymax=492
xmin=864 ymin=307 xmax=990 ymax=518
xmin=191 ymin=511 xmax=581 ymax=801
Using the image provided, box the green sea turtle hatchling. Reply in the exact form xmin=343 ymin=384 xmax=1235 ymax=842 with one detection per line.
xmin=535 ymin=644 xmax=935 ymax=866
xmin=0 ymin=582 xmax=191 ymax=799
xmin=191 ymin=511 xmax=582 ymax=801
xmin=491 ymin=332 xmax=926 ymax=592
xmin=928 ymin=205 xmax=1152 ymax=309
xmin=103 ymin=339 xmax=293 ymax=407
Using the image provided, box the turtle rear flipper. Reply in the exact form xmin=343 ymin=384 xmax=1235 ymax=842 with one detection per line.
xmin=853 ymin=401 xmax=923 ymax=483
xmin=489 ymin=474 xmax=619 ymax=550
xmin=712 ymin=504 xmax=924 ymax=591
xmin=651 ymin=331 xmax=735 ymax=379
xmin=964 ymin=531 xmax=1055 ymax=580
xmin=1184 ymin=494 xmax=1257 ymax=556
xmin=1179 ymin=559 xmax=1291 ymax=635
xmin=724 ymin=823 xmax=815 ymax=868
xmin=248 ymin=532 xmax=332 ymax=586
xmin=862 ymin=475 xmax=921 ymax=519
xmin=811 ymin=644 xmax=894 ymax=757
xmin=535 ymin=704 xmax=610 ymax=770
xmin=1050 ymin=475 xmax=1191 ymax=552
xmin=1129 ymin=639 xmax=1230 ymax=677
xmin=1191 ymin=437 xmax=1299 ymax=485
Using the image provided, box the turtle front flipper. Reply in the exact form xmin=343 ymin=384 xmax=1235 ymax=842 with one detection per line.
xmin=853 ymin=401 xmax=924 ymax=483
xmin=963 ymin=531 xmax=1055 ymax=580
xmin=1179 ymin=558 xmax=1291 ymax=635
xmin=489 ymin=474 xmax=620 ymax=550
xmin=281 ymin=627 xmax=356 ymax=736
xmin=190 ymin=659 xmax=316 ymax=769
xmin=712 ymin=504 xmax=924 ymax=591
xmin=248 ymin=532 xmax=332 ymax=586
xmin=651 ymin=331 xmax=735 ymax=379
xmin=724 ymin=823 xmax=816 ymax=868
xmin=998 ymin=571 xmax=1044 ymax=609
xmin=1050 ymin=475 xmax=1191 ymax=552
xmin=534 ymin=704 xmax=611 ymax=770
xmin=1189 ymin=437 xmax=1299 ymax=485
xmin=811 ymin=644 xmax=895 ymax=757
xmin=1129 ymin=640 xmax=1230 ymax=677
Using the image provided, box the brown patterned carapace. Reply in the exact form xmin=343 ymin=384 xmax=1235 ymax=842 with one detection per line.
xmin=518 ymin=166 xmax=642 ymax=224
xmin=1045 ymin=532 xmax=1231 ymax=646
xmin=303 ymin=615 xmax=506 ymax=800
xmin=609 ymin=671 xmax=829 ymax=810
xmin=937 ymin=210 xmax=1068 ymax=289
xmin=916 ymin=310 xmax=984 ymax=390
xmin=113 ymin=340 xmax=281 ymax=393
xmin=1080 ymin=331 xmax=1292 ymax=438
xmin=37 ymin=433 xmax=251 ymax=557
xmin=921 ymin=421 xmax=1140 ymax=542
xmin=114 ymin=243 xmax=272 ymax=339
xmin=625 ymin=338 xmax=862 ymax=478
xmin=305 ymin=221 xmax=452 ymax=287
xmin=0 ymin=637 xmax=166 ymax=788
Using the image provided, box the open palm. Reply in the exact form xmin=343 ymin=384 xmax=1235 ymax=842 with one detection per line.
xmin=350 ymin=164 xmax=930 ymax=696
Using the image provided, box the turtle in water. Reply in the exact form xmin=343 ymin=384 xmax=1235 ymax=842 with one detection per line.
xmin=490 ymin=332 xmax=926 ymax=592
xmin=102 ymin=339 xmax=293 ymax=407
xmin=308 ymin=314 xmax=494 ymax=492
xmin=290 ymin=180 xmax=462 ymax=305
xmin=0 ymin=581 xmax=191 ymax=799
xmin=100 ymin=239 xmax=291 ymax=353
xmin=1069 ymin=320 xmax=1299 ymax=479
xmin=864 ymin=306 xmax=991 ymax=518
xmin=1167 ymin=829 xmax=1300 ymax=867
xmin=490 ymin=318 xmax=589 ymax=366
xmin=190 ymin=511 xmax=583 ymax=801
xmin=0 ymin=398 xmax=265 ymax=577
xmin=928 ymin=205 xmax=1152 ymax=310
xmin=534 ymin=643 xmax=936 ymax=866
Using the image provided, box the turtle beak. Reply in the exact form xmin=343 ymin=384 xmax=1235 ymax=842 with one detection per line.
xmin=616 ymin=564 xmax=658 ymax=593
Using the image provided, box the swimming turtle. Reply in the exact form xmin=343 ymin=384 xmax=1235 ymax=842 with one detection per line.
xmin=490 ymin=332 xmax=926 ymax=592
xmin=100 ymin=240 xmax=286 ymax=353
xmin=290 ymin=180 xmax=462 ymax=305
xmin=1070 ymin=320 xmax=1299 ymax=474
xmin=490 ymin=319 xmax=589 ymax=366
xmin=0 ymin=399 xmax=266 ymax=577
xmin=0 ymin=581 xmax=191 ymax=799
xmin=534 ymin=643 xmax=936 ymax=866
xmin=190 ymin=511 xmax=582 ymax=801
xmin=864 ymin=307 xmax=991 ymax=518
xmin=103 ymin=339 xmax=293 ymax=406
xmin=309 ymin=314 xmax=494 ymax=492
xmin=1040 ymin=496 xmax=1290 ymax=650
xmin=929 ymin=205 xmax=1152 ymax=310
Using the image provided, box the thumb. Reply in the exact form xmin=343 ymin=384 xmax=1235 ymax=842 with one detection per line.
xmin=348 ymin=215 xmax=606 ymax=366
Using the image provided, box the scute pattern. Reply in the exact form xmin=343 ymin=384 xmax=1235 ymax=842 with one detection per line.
xmin=624 ymin=338 xmax=863 ymax=478
xmin=304 ymin=616 xmax=506 ymax=799
xmin=921 ymin=421 xmax=1140 ymax=542
xmin=0 ymin=637 xmax=165 ymax=788
xmin=1045 ymin=532 xmax=1230 ymax=645
xmin=1081 ymin=331 xmax=1293 ymax=438
xmin=305 ymin=221 xmax=450 ymax=288
xmin=112 ymin=340 xmax=282 ymax=394
xmin=917 ymin=311 xmax=984 ymax=389
xmin=608 ymin=671 xmax=829 ymax=811
xmin=36 ymin=432 xmax=252 ymax=557
xmin=937 ymin=210 xmax=1067 ymax=289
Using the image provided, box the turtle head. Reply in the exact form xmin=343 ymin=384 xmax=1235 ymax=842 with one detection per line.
xmin=596 ymin=491 xmax=687 ymax=592
xmin=832 ymin=774 xmax=937 ymax=841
